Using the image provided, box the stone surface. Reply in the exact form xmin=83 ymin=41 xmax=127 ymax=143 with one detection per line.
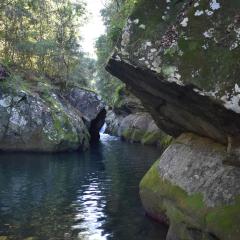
xmin=64 ymin=87 xmax=106 ymax=142
xmin=106 ymin=0 xmax=240 ymax=144
xmin=140 ymin=133 xmax=240 ymax=240
xmin=112 ymin=86 xmax=145 ymax=115
xmin=119 ymin=112 xmax=169 ymax=146
xmin=105 ymin=86 xmax=169 ymax=146
xmin=105 ymin=110 xmax=124 ymax=136
xmin=0 ymin=84 xmax=90 ymax=152
xmin=106 ymin=1 xmax=240 ymax=239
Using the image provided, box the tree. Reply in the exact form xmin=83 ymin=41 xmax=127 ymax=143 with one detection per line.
xmin=95 ymin=0 xmax=138 ymax=105
xmin=0 ymin=0 xmax=90 ymax=87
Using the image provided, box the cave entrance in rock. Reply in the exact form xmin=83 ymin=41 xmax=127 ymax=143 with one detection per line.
xmin=89 ymin=108 xmax=107 ymax=143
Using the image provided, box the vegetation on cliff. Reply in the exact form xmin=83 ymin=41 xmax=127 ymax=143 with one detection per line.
xmin=95 ymin=0 xmax=138 ymax=105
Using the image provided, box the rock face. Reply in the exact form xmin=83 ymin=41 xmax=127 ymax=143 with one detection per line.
xmin=0 ymin=71 xmax=105 ymax=152
xmin=106 ymin=0 xmax=240 ymax=239
xmin=140 ymin=133 xmax=240 ymax=240
xmin=64 ymin=87 xmax=106 ymax=142
xmin=106 ymin=0 xmax=240 ymax=145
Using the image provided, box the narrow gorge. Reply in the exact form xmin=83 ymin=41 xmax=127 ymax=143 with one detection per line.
xmin=0 ymin=0 xmax=240 ymax=240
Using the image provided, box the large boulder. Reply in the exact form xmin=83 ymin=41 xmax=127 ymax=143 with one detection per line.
xmin=0 ymin=83 xmax=90 ymax=152
xmin=119 ymin=112 xmax=171 ymax=146
xmin=106 ymin=0 xmax=240 ymax=144
xmin=64 ymin=87 xmax=106 ymax=142
xmin=105 ymin=87 xmax=169 ymax=146
xmin=140 ymin=133 xmax=240 ymax=240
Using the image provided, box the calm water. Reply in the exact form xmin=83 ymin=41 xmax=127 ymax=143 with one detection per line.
xmin=0 ymin=134 xmax=167 ymax=240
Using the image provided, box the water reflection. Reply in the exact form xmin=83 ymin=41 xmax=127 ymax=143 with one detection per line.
xmin=72 ymin=174 xmax=109 ymax=240
xmin=0 ymin=134 xmax=167 ymax=240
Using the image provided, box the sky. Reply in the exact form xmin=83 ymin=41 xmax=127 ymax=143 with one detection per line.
xmin=80 ymin=0 xmax=106 ymax=58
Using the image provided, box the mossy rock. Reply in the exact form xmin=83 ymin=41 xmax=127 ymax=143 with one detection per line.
xmin=0 ymin=71 xmax=90 ymax=152
xmin=140 ymin=133 xmax=240 ymax=240
xmin=0 ymin=237 xmax=8 ymax=240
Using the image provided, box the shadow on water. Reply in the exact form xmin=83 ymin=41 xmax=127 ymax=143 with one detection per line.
xmin=0 ymin=134 xmax=168 ymax=240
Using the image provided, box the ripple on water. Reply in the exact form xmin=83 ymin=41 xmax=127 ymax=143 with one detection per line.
xmin=71 ymin=173 xmax=109 ymax=240
xmin=0 ymin=134 xmax=167 ymax=240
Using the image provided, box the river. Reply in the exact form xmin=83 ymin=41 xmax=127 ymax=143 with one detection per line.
xmin=0 ymin=134 xmax=167 ymax=240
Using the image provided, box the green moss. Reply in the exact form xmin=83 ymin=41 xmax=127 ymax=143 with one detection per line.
xmin=0 ymin=237 xmax=8 ymax=240
xmin=131 ymin=129 xmax=145 ymax=142
xmin=122 ymin=129 xmax=132 ymax=140
xmin=122 ymin=128 xmax=145 ymax=142
xmin=128 ymin=0 xmax=185 ymax=50
xmin=206 ymin=198 xmax=240 ymax=240
xmin=142 ymin=131 xmax=161 ymax=145
xmin=140 ymin=159 xmax=240 ymax=240
xmin=112 ymin=84 xmax=126 ymax=108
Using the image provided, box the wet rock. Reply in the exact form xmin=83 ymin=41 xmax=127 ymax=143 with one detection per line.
xmin=105 ymin=110 xmax=124 ymax=136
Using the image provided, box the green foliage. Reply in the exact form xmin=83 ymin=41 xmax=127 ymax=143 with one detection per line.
xmin=95 ymin=0 xmax=138 ymax=105
xmin=0 ymin=0 xmax=93 ymax=87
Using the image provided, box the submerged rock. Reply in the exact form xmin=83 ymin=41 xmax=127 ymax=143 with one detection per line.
xmin=140 ymin=133 xmax=240 ymax=240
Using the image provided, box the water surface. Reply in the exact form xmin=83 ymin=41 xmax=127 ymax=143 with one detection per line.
xmin=0 ymin=134 xmax=167 ymax=240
